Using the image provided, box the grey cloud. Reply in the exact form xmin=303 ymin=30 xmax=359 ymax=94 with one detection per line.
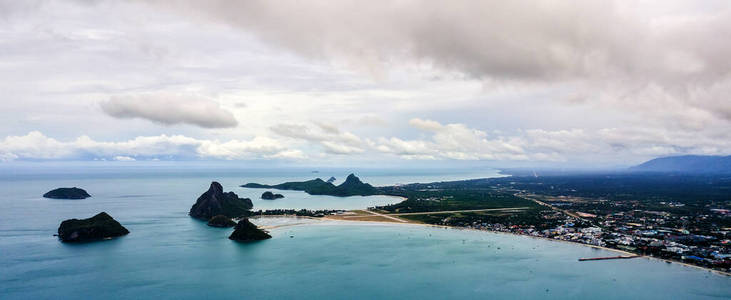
xmin=100 ymin=93 xmax=238 ymax=128
xmin=154 ymin=0 xmax=731 ymax=122
xmin=154 ymin=1 xmax=731 ymax=81
xmin=313 ymin=122 xmax=340 ymax=134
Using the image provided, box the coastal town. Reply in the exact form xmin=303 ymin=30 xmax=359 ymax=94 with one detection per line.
xmin=451 ymin=206 xmax=730 ymax=272
xmin=256 ymin=195 xmax=730 ymax=274
xmin=244 ymin=172 xmax=730 ymax=275
xmin=371 ymin=190 xmax=731 ymax=274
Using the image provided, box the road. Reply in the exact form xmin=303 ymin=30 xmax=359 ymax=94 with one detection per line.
xmin=515 ymin=193 xmax=584 ymax=219
xmin=337 ymin=207 xmax=532 ymax=223
xmin=361 ymin=209 xmax=409 ymax=222
xmin=387 ymin=207 xmax=531 ymax=216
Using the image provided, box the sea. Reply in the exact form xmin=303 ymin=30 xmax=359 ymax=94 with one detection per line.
xmin=1 ymin=163 xmax=729 ymax=299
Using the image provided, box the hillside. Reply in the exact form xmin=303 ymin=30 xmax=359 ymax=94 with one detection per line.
xmin=630 ymin=155 xmax=731 ymax=173
xmin=241 ymin=174 xmax=379 ymax=196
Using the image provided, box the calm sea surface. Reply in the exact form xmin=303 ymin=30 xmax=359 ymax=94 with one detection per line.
xmin=0 ymin=164 xmax=729 ymax=299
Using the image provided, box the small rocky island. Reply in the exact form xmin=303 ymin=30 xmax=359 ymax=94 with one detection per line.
xmin=43 ymin=187 xmax=91 ymax=199
xmin=207 ymin=215 xmax=237 ymax=227
xmin=228 ymin=218 xmax=271 ymax=241
xmin=261 ymin=191 xmax=284 ymax=200
xmin=57 ymin=212 xmax=129 ymax=242
xmin=189 ymin=182 xmax=253 ymax=220
xmin=242 ymin=173 xmax=379 ymax=197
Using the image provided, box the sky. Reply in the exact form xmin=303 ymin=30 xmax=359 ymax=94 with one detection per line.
xmin=0 ymin=0 xmax=729 ymax=168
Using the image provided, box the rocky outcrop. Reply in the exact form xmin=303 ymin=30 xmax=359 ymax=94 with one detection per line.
xmin=261 ymin=191 xmax=284 ymax=200
xmin=207 ymin=215 xmax=237 ymax=227
xmin=326 ymin=176 xmax=337 ymax=183
xmin=57 ymin=212 xmax=129 ymax=242
xmin=43 ymin=187 xmax=91 ymax=199
xmin=228 ymin=218 xmax=271 ymax=241
xmin=189 ymin=182 xmax=253 ymax=220
xmin=335 ymin=174 xmax=378 ymax=196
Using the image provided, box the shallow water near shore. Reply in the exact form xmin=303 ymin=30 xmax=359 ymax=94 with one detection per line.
xmin=1 ymin=165 xmax=729 ymax=299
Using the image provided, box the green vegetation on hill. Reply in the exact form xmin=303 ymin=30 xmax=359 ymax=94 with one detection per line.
xmin=44 ymin=187 xmax=91 ymax=199
xmin=400 ymin=207 xmax=565 ymax=230
xmin=376 ymin=189 xmax=538 ymax=213
xmin=244 ymin=178 xmax=334 ymax=192
xmin=57 ymin=212 xmax=129 ymax=242
xmin=242 ymin=173 xmax=379 ymax=197
xmin=488 ymin=173 xmax=731 ymax=212
xmin=261 ymin=191 xmax=284 ymax=200
xmin=229 ymin=219 xmax=271 ymax=241
xmin=189 ymin=182 xmax=253 ymax=220
xmin=207 ymin=215 xmax=237 ymax=227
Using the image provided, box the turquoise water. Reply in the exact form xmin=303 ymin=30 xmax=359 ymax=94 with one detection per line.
xmin=0 ymin=166 xmax=729 ymax=299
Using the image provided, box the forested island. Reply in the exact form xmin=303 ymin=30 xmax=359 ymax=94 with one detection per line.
xmin=261 ymin=191 xmax=284 ymax=200
xmin=242 ymin=173 xmax=379 ymax=196
xmin=44 ymin=187 xmax=91 ymax=199
xmin=189 ymin=182 xmax=253 ymax=220
xmin=229 ymin=219 xmax=271 ymax=241
xmin=57 ymin=212 xmax=129 ymax=242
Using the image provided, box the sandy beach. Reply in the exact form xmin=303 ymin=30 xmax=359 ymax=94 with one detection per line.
xmin=259 ymin=214 xmax=731 ymax=277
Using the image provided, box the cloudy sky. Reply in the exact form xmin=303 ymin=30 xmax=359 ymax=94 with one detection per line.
xmin=0 ymin=0 xmax=729 ymax=167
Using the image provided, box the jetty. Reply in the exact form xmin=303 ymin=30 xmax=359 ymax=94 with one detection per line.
xmin=578 ymin=255 xmax=641 ymax=261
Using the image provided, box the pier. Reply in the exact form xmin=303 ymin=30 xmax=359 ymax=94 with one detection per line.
xmin=578 ymin=255 xmax=641 ymax=261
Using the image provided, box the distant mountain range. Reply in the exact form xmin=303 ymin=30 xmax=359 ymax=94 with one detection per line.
xmin=630 ymin=155 xmax=731 ymax=173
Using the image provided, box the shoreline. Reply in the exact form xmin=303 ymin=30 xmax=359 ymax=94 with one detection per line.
xmin=261 ymin=214 xmax=731 ymax=277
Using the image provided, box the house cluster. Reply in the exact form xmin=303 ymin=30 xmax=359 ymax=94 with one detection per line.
xmin=461 ymin=208 xmax=730 ymax=272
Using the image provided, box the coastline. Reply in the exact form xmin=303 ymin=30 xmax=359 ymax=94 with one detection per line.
xmin=262 ymin=214 xmax=731 ymax=277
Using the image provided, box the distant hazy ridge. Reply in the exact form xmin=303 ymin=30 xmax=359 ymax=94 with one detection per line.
xmin=630 ymin=155 xmax=731 ymax=173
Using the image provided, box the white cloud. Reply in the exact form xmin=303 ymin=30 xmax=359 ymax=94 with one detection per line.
xmin=270 ymin=122 xmax=365 ymax=154
xmin=197 ymin=136 xmax=290 ymax=159
xmin=2 ymin=119 xmax=730 ymax=164
xmin=113 ymin=155 xmax=136 ymax=161
xmin=0 ymin=131 xmax=75 ymax=159
xmin=320 ymin=141 xmax=364 ymax=155
xmin=264 ymin=117 xmax=731 ymax=163
xmin=373 ymin=119 xmax=731 ymax=163
xmin=267 ymin=149 xmax=307 ymax=159
xmin=100 ymin=93 xmax=238 ymax=128
xmin=375 ymin=119 xmax=529 ymax=161
xmin=408 ymin=118 xmax=443 ymax=131
xmin=0 ymin=131 xmax=300 ymax=161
